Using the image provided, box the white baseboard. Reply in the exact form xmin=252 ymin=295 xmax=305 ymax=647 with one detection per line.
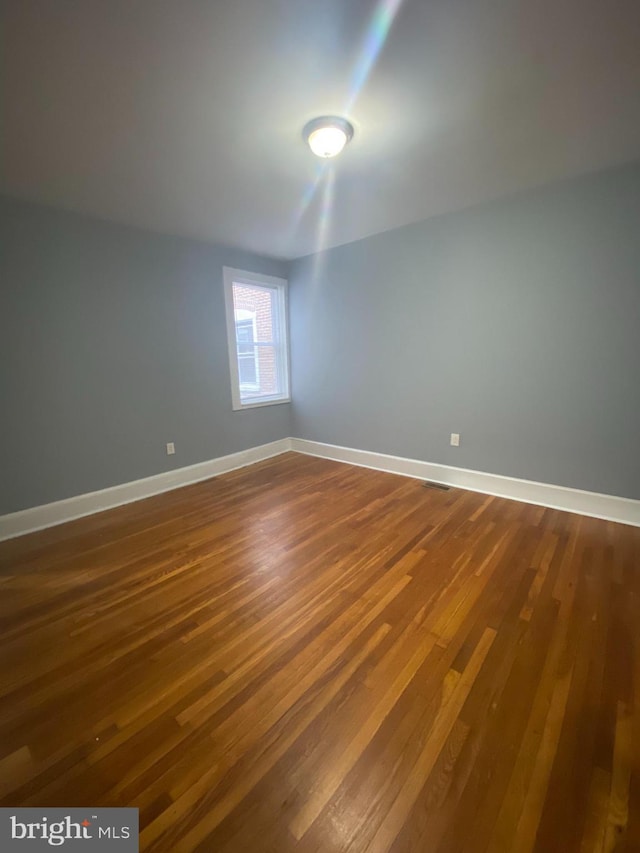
xmin=0 ymin=438 xmax=292 ymax=542
xmin=290 ymin=438 xmax=640 ymax=528
xmin=3 ymin=436 xmax=638 ymax=541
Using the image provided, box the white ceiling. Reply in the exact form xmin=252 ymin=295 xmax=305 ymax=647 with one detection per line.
xmin=2 ymin=0 xmax=640 ymax=259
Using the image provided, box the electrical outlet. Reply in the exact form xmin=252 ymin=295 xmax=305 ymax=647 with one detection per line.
xmin=166 ymin=442 xmax=175 ymax=455
xmin=450 ymin=433 xmax=460 ymax=447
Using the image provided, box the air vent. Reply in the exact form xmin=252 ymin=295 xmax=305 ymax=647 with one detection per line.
xmin=423 ymin=481 xmax=451 ymax=491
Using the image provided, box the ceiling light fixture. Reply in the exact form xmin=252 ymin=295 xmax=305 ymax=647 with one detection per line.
xmin=303 ymin=116 xmax=354 ymax=158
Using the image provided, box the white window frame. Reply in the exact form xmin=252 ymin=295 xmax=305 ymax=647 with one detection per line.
xmin=223 ymin=267 xmax=291 ymax=410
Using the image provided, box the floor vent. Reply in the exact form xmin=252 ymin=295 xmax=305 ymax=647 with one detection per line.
xmin=423 ymin=481 xmax=451 ymax=491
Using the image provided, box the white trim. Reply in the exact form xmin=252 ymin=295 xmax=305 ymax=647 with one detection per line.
xmin=0 ymin=439 xmax=292 ymax=542
xmin=290 ymin=438 xmax=640 ymax=528
xmin=3 ymin=436 xmax=638 ymax=541
xmin=226 ymin=396 xmax=292 ymax=410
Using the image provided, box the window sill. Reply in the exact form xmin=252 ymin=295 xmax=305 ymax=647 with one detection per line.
xmin=232 ymin=397 xmax=291 ymax=411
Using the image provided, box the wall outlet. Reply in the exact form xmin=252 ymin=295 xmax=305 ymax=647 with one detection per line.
xmin=166 ymin=442 xmax=175 ymax=455
xmin=450 ymin=433 xmax=460 ymax=447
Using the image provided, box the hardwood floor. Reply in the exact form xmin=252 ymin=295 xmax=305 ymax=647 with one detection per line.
xmin=1 ymin=452 xmax=639 ymax=852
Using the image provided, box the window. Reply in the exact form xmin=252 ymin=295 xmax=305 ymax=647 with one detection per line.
xmin=223 ymin=267 xmax=290 ymax=409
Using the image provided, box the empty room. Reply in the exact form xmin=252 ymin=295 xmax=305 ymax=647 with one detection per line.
xmin=1 ymin=1 xmax=640 ymax=851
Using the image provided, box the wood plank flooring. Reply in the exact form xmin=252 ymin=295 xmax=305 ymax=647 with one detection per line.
xmin=1 ymin=451 xmax=639 ymax=852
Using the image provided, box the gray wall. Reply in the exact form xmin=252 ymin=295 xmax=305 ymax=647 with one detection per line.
xmin=0 ymin=197 xmax=291 ymax=514
xmin=290 ymin=161 xmax=640 ymax=500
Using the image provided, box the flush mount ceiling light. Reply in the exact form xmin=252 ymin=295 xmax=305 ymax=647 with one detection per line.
xmin=303 ymin=116 xmax=354 ymax=158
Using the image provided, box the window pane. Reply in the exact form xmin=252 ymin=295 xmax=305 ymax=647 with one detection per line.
xmin=236 ymin=323 xmax=254 ymax=346
xmin=237 ymin=350 xmax=258 ymax=386
xmin=235 ymin=317 xmax=256 ymax=379
xmin=232 ymin=283 xmax=276 ymax=344
xmin=238 ymin=344 xmax=281 ymax=401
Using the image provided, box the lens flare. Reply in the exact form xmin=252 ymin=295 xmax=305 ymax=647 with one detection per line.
xmin=345 ymin=0 xmax=405 ymax=114
xmin=308 ymin=166 xmax=336 ymax=293
xmin=287 ymin=161 xmax=329 ymax=246
xmin=315 ymin=167 xmax=335 ymax=256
